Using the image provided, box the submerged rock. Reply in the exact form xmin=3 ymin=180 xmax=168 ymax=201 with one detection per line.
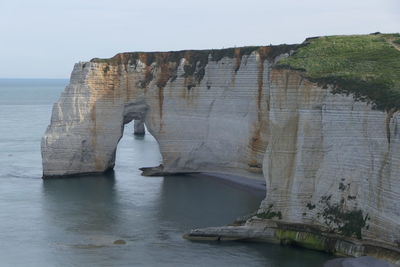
xmin=113 ymin=240 xmax=126 ymax=245
xmin=324 ymin=256 xmax=395 ymax=267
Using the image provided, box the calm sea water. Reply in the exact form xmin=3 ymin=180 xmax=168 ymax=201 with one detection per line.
xmin=0 ymin=79 xmax=335 ymax=266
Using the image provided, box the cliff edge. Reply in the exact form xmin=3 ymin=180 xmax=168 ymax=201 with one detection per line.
xmin=41 ymin=33 xmax=400 ymax=263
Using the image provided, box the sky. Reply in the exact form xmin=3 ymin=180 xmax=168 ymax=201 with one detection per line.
xmin=0 ymin=0 xmax=399 ymax=78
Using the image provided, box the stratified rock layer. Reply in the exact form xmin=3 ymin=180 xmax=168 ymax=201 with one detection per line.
xmin=41 ymin=41 xmax=400 ymax=262
xmin=42 ymin=47 xmax=277 ymax=179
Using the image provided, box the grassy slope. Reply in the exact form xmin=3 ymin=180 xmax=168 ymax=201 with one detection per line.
xmin=276 ymin=33 xmax=400 ymax=111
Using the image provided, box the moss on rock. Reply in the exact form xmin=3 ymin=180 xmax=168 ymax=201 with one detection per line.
xmin=257 ymin=204 xmax=282 ymax=220
xmin=318 ymin=196 xmax=370 ymax=239
xmin=275 ymin=229 xmax=328 ymax=251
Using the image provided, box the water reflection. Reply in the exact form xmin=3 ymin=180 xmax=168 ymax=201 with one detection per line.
xmin=37 ymin=158 xmax=334 ymax=266
xmin=37 ymin=125 xmax=334 ymax=266
xmin=41 ymin=171 xmax=119 ymax=236
xmin=0 ymin=79 xmax=337 ymax=266
xmin=157 ymin=175 xmax=263 ymax=230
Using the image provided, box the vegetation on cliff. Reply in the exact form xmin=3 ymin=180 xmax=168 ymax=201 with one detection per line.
xmin=90 ymin=45 xmax=298 ymax=88
xmin=92 ymin=33 xmax=400 ymax=111
xmin=276 ymin=33 xmax=400 ymax=111
xmin=257 ymin=204 xmax=282 ymax=220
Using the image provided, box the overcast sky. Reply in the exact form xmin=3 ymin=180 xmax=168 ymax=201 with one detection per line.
xmin=0 ymin=0 xmax=399 ymax=78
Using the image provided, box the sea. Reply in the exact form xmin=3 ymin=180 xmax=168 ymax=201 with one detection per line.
xmin=0 ymin=79 xmax=335 ymax=266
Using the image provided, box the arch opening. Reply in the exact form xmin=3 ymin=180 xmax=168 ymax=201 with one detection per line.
xmin=114 ymin=104 xmax=162 ymax=176
xmin=114 ymin=100 xmax=164 ymax=176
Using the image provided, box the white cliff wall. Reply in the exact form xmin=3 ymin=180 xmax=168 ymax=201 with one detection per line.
xmin=42 ymin=49 xmax=271 ymax=179
xmin=262 ymin=68 xmax=400 ymax=248
xmin=146 ymin=53 xmax=269 ymax=176
xmin=42 ymin=62 xmax=127 ymax=176
xmin=41 ymin=48 xmax=400 ymax=251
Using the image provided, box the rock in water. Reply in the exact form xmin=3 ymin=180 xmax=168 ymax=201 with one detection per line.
xmin=113 ymin=240 xmax=126 ymax=245
xmin=133 ymin=119 xmax=145 ymax=135
xmin=324 ymin=256 xmax=395 ymax=267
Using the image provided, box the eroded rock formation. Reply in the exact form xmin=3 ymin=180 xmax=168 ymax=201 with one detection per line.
xmin=41 ymin=35 xmax=400 ymax=263
xmin=133 ymin=120 xmax=145 ymax=135
xmin=41 ymin=46 xmax=286 ymax=178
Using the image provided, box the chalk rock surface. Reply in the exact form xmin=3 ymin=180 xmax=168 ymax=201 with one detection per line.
xmin=42 ymin=47 xmax=278 ymax=178
xmin=41 ymin=40 xmax=400 ymax=262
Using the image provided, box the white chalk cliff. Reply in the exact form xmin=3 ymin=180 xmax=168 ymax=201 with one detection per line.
xmin=41 ymin=42 xmax=400 ymax=262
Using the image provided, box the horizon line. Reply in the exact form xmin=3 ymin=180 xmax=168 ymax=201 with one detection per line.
xmin=0 ymin=77 xmax=69 ymax=80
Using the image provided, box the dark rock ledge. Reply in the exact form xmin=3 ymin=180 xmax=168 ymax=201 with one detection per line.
xmin=184 ymin=218 xmax=400 ymax=265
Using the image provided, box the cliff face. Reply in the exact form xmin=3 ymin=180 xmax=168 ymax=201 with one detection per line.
xmin=41 ymin=46 xmax=288 ymax=179
xmin=261 ymin=68 xmax=400 ymax=260
xmin=41 ymin=35 xmax=400 ymax=262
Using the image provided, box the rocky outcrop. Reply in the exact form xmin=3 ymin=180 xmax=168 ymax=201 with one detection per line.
xmin=133 ymin=120 xmax=145 ymax=135
xmin=185 ymin=217 xmax=400 ymax=264
xmin=41 ymin=36 xmax=400 ymax=262
xmin=41 ymin=46 xmax=288 ymax=179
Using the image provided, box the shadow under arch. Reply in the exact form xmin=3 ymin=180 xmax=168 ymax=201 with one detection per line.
xmin=155 ymin=174 xmax=264 ymax=230
xmin=41 ymin=171 xmax=119 ymax=233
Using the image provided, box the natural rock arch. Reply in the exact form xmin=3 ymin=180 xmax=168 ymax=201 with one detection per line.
xmin=41 ymin=51 xmax=270 ymax=180
xmin=41 ymin=43 xmax=400 ymax=262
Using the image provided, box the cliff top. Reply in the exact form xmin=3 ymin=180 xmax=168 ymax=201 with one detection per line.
xmin=276 ymin=33 xmax=400 ymax=111
xmin=92 ymin=33 xmax=400 ymax=111
xmin=91 ymin=45 xmax=299 ymax=87
xmin=91 ymin=45 xmax=298 ymax=67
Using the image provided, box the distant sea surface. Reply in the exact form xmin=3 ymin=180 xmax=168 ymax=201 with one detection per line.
xmin=0 ymin=79 xmax=335 ymax=266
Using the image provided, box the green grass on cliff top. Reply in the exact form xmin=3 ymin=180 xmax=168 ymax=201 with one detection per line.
xmin=276 ymin=33 xmax=400 ymax=111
